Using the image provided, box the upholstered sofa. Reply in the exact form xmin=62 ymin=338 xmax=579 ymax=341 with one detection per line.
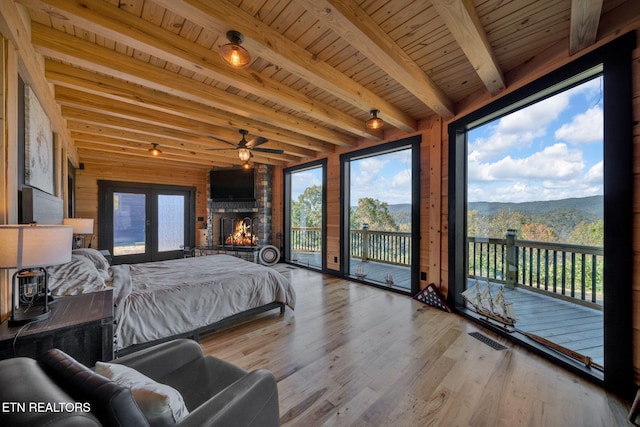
xmin=0 ymin=339 xmax=280 ymax=427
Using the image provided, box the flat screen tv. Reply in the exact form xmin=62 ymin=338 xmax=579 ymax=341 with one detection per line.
xmin=209 ymin=168 xmax=255 ymax=201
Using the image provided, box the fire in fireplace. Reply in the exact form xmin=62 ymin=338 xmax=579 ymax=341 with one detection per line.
xmin=221 ymin=216 xmax=258 ymax=247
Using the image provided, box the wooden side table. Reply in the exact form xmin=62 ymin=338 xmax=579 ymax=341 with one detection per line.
xmin=0 ymin=289 xmax=113 ymax=367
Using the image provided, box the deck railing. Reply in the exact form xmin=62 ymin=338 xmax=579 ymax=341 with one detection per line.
xmin=291 ymin=227 xmax=412 ymax=267
xmin=468 ymin=234 xmax=604 ymax=307
xmin=290 ymin=228 xmax=602 ymax=306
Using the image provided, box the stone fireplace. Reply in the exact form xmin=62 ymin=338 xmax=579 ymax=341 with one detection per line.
xmin=205 ymin=164 xmax=272 ymax=248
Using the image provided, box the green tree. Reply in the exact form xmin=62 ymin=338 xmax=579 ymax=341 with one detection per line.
xmin=351 ymin=197 xmax=398 ymax=231
xmin=291 ymin=185 xmax=323 ymax=228
xmin=520 ymin=222 xmax=559 ymax=242
xmin=568 ymin=220 xmax=604 ymax=246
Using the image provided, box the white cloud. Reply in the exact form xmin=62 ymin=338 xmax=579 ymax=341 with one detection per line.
xmin=554 ymin=106 xmax=603 ymax=144
xmin=584 ymin=161 xmax=603 ymax=183
xmin=470 ymin=143 xmax=584 ymax=182
xmin=469 ymin=93 xmax=570 ymax=163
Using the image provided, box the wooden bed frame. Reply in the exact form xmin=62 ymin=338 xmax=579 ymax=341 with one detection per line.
xmin=114 ymin=302 xmax=285 ymax=357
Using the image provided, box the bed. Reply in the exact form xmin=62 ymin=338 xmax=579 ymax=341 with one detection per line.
xmin=46 ymin=249 xmax=296 ymax=354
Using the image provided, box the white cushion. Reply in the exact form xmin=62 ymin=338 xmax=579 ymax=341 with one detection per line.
xmin=95 ymin=362 xmax=189 ymax=426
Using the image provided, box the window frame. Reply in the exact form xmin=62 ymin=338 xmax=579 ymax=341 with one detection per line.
xmin=447 ymin=32 xmax=635 ymax=397
xmin=283 ymin=159 xmax=327 ymax=271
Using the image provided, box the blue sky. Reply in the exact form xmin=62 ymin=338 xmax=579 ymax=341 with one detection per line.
xmin=468 ymin=76 xmax=603 ymax=203
xmin=290 ymin=149 xmax=413 ymax=205
xmin=291 ymin=76 xmax=603 ymax=206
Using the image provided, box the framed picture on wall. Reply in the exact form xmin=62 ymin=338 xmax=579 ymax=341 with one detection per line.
xmin=24 ymin=85 xmax=54 ymax=195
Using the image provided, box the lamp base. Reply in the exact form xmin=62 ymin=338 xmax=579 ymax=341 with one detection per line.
xmin=9 ymin=305 xmax=51 ymax=326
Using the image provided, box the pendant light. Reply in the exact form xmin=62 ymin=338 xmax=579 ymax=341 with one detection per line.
xmin=149 ymin=143 xmax=162 ymax=156
xmin=220 ymin=30 xmax=251 ymax=68
xmin=366 ymin=109 xmax=384 ymax=130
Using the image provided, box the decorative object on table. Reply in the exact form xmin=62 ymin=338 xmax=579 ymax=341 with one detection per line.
xmin=413 ymin=283 xmax=452 ymax=313
xmin=461 ymin=279 xmax=517 ymax=326
xmin=354 ymin=263 xmax=367 ymax=279
xmin=384 ymin=273 xmax=394 ymax=287
xmin=0 ymin=223 xmax=72 ymax=325
xmin=24 ymin=85 xmax=54 ymax=195
xmin=63 ymin=218 xmax=94 ymax=249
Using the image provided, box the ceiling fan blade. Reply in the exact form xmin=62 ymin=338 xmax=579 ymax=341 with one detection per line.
xmin=253 ymin=147 xmax=284 ymax=154
xmin=247 ymin=136 xmax=269 ymax=148
xmin=207 ymin=135 xmax=237 ymax=147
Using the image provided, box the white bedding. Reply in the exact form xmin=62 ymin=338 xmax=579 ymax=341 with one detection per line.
xmin=47 ymin=250 xmax=295 ymax=351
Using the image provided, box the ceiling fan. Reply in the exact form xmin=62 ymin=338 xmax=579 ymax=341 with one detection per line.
xmin=207 ymin=129 xmax=284 ymax=163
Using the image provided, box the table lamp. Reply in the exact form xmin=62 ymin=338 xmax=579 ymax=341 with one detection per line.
xmin=0 ymin=224 xmax=73 ymax=325
xmin=63 ymin=218 xmax=94 ymax=249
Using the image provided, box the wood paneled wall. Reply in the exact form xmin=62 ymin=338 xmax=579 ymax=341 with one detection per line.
xmin=74 ymin=158 xmax=208 ymax=248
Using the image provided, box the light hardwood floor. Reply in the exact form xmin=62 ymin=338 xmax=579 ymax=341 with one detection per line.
xmin=199 ymin=266 xmax=631 ymax=426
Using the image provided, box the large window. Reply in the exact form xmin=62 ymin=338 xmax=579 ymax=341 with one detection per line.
xmin=448 ymin=34 xmax=634 ymax=397
xmin=284 ymin=160 xmax=326 ymax=270
xmin=341 ymin=136 xmax=420 ymax=295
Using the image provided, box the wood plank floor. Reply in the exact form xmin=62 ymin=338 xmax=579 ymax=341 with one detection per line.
xmin=199 ymin=265 xmax=630 ymax=426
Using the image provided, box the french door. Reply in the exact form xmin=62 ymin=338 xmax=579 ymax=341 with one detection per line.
xmin=98 ymin=181 xmax=195 ymax=264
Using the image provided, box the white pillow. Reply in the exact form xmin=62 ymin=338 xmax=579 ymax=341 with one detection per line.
xmin=72 ymin=248 xmax=112 ymax=279
xmin=47 ymin=255 xmax=108 ymax=296
xmin=94 ymin=362 xmax=189 ymax=426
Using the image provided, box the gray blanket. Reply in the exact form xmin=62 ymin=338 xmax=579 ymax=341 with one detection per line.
xmin=111 ymin=255 xmax=295 ymax=350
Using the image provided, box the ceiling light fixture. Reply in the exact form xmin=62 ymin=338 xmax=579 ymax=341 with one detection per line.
xmin=149 ymin=143 xmax=162 ymax=156
xmin=242 ymin=161 xmax=251 ymax=170
xmin=238 ymin=148 xmax=251 ymax=162
xmin=366 ymin=109 xmax=384 ymax=130
xmin=220 ymin=30 xmax=251 ymax=68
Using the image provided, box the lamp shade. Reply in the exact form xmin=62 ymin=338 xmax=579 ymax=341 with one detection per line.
xmin=63 ymin=218 xmax=94 ymax=234
xmin=0 ymin=224 xmax=73 ymax=269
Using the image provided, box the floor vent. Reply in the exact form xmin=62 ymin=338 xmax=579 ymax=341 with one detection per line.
xmin=469 ymin=332 xmax=507 ymax=350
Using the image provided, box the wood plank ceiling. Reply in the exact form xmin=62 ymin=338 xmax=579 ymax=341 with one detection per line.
xmin=10 ymin=0 xmax=634 ymax=170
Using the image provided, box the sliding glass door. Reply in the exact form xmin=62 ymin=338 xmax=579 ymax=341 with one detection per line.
xmin=99 ymin=181 xmax=195 ymax=264
xmin=284 ymin=160 xmax=326 ymax=270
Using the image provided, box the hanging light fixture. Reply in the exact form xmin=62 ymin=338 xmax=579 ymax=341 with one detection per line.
xmin=220 ymin=30 xmax=251 ymax=68
xmin=242 ymin=161 xmax=251 ymax=170
xmin=149 ymin=143 xmax=162 ymax=156
xmin=237 ymin=148 xmax=251 ymax=162
xmin=366 ymin=109 xmax=384 ymax=130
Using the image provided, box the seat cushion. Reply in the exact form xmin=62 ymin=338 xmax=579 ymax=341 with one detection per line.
xmin=40 ymin=349 xmax=149 ymax=427
xmin=152 ymin=355 xmax=248 ymax=410
xmin=95 ymin=362 xmax=189 ymax=426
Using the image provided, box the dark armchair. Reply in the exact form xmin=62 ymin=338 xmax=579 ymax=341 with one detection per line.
xmin=0 ymin=339 xmax=280 ymax=427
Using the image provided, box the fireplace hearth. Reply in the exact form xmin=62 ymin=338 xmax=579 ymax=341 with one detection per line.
xmin=219 ymin=215 xmax=258 ymax=248
xmin=205 ymin=164 xmax=272 ymax=248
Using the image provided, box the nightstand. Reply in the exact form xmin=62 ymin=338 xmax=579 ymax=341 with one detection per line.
xmin=0 ymin=289 xmax=113 ymax=366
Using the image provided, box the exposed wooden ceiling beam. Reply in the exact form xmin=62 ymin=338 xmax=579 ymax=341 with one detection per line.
xmin=151 ymin=0 xmax=417 ymax=133
xmin=298 ymin=0 xmax=456 ymax=119
xmin=430 ymin=0 xmax=505 ymax=96
xmin=19 ymin=0 xmax=375 ymax=142
xmin=45 ymin=62 xmax=315 ymax=159
xmin=54 ymin=87 xmax=300 ymax=163
xmin=30 ymin=23 xmax=347 ymax=150
xmin=569 ymin=0 xmax=604 ymax=55
xmin=76 ymin=149 xmax=216 ymax=171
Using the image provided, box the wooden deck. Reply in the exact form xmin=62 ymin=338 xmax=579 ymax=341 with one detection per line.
xmin=468 ymin=279 xmax=604 ymax=368
xmin=293 ymin=252 xmax=412 ymax=291
xmin=199 ymin=266 xmax=629 ymax=426
xmin=293 ymin=253 xmax=604 ymax=367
